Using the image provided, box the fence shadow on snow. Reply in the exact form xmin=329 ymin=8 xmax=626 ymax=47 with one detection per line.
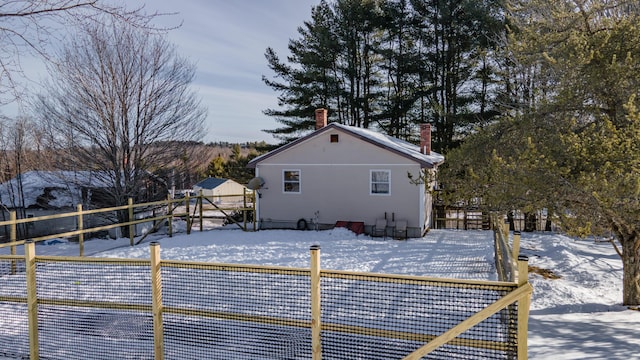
xmin=0 ymin=228 xmax=532 ymax=360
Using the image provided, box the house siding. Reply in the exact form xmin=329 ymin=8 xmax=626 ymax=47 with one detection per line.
xmin=255 ymin=128 xmax=426 ymax=235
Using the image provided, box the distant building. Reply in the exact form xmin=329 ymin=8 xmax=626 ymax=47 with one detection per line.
xmin=0 ymin=170 xmax=167 ymax=240
xmin=192 ymin=178 xmax=247 ymax=203
xmin=247 ymin=109 xmax=444 ymax=238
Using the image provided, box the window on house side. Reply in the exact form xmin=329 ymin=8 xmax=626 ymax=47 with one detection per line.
xmin=370 ymin=170 xmax=390 ymax=195
xmin=330 ymin=134 xmax=339 ymax=143
xmin=283 ymin=170 xmax=301 ymax=193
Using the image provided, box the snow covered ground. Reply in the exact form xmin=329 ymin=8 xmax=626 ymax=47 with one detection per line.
xmin=1 ymin=225 xmax=639 ymax=359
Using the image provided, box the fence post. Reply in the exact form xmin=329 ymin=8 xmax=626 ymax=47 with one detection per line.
xmin=25 ymin=240 xmax=39 ymax=360
xmin=517 ymin=255 xmax=531 ymax=360
xmin=243 ymin=191 xmax=248 ymax=231
xmin=310 ymin=245 xmax=322 ymax=360
xmin=252 ymin=190 xmax=257 ymax=231
xmin=10 ymin=211 xmax=17 ymax=275
xmin=10 ymin=209 xmax=17 ymax=244
xmin=77 ymin=204 xmax=84 ymax=256
xmin=512 ymin=231 xmax=521 ymax=260
xmin=167 ymin=195 xmax=173 ymax=238
xmin=198 ymin=190 xmax=204 ymax=232
xmin=128 ymin=198 xmax=135 ymax=246
xmin=150 ymin=242 xmax=165 ymax=360
xmin=185 ymin=193 xmax=191 ymax=235
xmin=502 ymin=218 xmax=509 ymax=243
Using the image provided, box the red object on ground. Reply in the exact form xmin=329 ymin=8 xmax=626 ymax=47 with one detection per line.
xmin=334 ymin=221 xmax=365 ymax=235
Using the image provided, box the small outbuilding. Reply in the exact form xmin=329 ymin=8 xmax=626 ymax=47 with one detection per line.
xmin=247 ymin=109 xmax=445 ymax=238
xmin=192 ymin=178 xmax=247 ymax=203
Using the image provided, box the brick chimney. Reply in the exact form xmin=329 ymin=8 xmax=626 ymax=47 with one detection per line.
xmin=420 ymin=123 xmax=431 ymax=155
xmin=315 ymin=108 xmax=327 ymax=130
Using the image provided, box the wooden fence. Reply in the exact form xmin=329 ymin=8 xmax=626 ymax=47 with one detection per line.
xmin=0 ymin=240 xmax=532 ymax=360
xmin=0 ymin=206 xmax=533 ymax=359
xmin=433 ymin=207 xmax=557 ymax=233
xmin=0 ymin=191 xmax=256 ymax=257
xmin=432 ymin=207 xmax=491 ymax=230
xmin=493 ymin=215 xmax=521 ymax=283
xmin=489 ymin=214 xmax=531 ymax=360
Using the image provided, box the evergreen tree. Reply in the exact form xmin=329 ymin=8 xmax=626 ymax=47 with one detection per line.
xmin=377 ymin=0 xmax=422 ymax=139
xmin=262 ymin=0 xmax=340 ymax=143
xmin=224 ymin=144 xmax=259 ymax=185
xmin=332 ymin=0 xmax=384 ymax=128
xmin=411 ymin=0 xmax=503 ymax=152
xmin=206 ymin=155 xmax=227 ymax=178
xmin=442 ymin=0 xmax=640 ymax=305
xmin=262 ymin=0 xmax=504 ymax=149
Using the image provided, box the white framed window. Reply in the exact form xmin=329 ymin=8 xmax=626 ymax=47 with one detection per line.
xmin=370 ymin=170 xmax=391 ymax=195
xmin=283 ymin=169 xmax=301 ymax=193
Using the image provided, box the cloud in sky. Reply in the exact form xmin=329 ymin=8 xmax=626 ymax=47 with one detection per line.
xmin=0 ymin=0 xmax=319 ymax=144
xmin=141 ymin=0 xmax=320 ymax=144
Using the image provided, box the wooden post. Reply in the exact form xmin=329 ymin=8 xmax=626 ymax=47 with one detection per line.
xmin=512 ymin=231 xmax=521 ymax=260
xmin=25 ymin=240 xmax=39 ymax=360
xmin=77 ymin=204 xmax=84 ymax=257
xmin=185 ymin=193 xmax=191 ymax=235
xmin=517 ymin=255 xmax=531 ymax=360
xmin=198 ymin=190 xmax=204 ymax=232
xmin=167 ymin=195 xmax=173 ymax=238
xmin=150 ymin=242 xmax=165 ymax=360
xmin=310 ymin=245 xmax=322 ymax=360
xmin=10 ymin=210 xmax=16 ymax=243
xmin=252 ymin=190 xmax=257 ymax=231
xmin=243 ymin=191 xmax=248 ymax=231
xmin=128 ymin=198 xmax=135 ymax=246
xmin=502 ymin=218 xmax=509 ymax=243
xmin=463 ymin=208 xmax=467 ymax=230
xmin=10 ymin=211 xmax=16 ymax=275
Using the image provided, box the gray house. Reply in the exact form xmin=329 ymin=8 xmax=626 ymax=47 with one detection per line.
xmin=247 ymin=109 xmax=445 ymax=238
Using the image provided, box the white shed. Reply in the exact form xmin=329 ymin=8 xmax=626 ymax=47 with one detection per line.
xmin=192 ymin=178 xmax=247 ymax=203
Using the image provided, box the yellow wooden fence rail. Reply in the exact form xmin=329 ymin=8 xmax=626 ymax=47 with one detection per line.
xmin=0 ymin=192 xmax=256 ymax=256
xmin=9 ymin=235 xmax=530 ymax=359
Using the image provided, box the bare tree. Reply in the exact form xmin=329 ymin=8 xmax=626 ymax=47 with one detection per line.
xmin=0 ymin=116 xmax=45 ymax=239
xmin=33 ymin=19 xmax=206 ymax=231
xmin=0 ymin=0 xmax=167 ymax=106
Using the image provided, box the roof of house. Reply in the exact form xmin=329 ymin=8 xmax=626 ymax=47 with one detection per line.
xmin=0 ymin=170 xmax=114 ymax=208
xmin=247 ymin=123 xmax=445 ymax=168
xmin=193 ymin=177 xmax=237 ymax=190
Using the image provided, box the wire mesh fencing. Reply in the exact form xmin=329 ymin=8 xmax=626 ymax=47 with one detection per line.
xmin=0 ymin=242 xmax=530 ymax=360
xmin=160 ymin=262 xmax=312 ymax=359
xmin=0 ymin=256 xmax=30 ymax=359
xmin=35 ymin=257 xmax=154 ymax=360
xmin=319 ymin=272 xmax=519 ymax=359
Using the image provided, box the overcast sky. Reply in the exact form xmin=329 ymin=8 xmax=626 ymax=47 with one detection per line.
xmin=140 ymin=0 xmax=320 ymax=144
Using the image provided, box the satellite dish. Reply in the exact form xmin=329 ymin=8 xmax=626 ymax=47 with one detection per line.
xmin=247 ymin=177 xmax=265 ymax=190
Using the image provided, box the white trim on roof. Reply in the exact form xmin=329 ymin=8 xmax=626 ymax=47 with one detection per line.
xmin=248 ymin=123 xmax=444 ymax=169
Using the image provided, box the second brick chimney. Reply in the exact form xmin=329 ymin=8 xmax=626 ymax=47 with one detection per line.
xmin=315 ymin=108 xmax=327 ymax=130
xmin=420 ymin=124 xmax=431 ymax=155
